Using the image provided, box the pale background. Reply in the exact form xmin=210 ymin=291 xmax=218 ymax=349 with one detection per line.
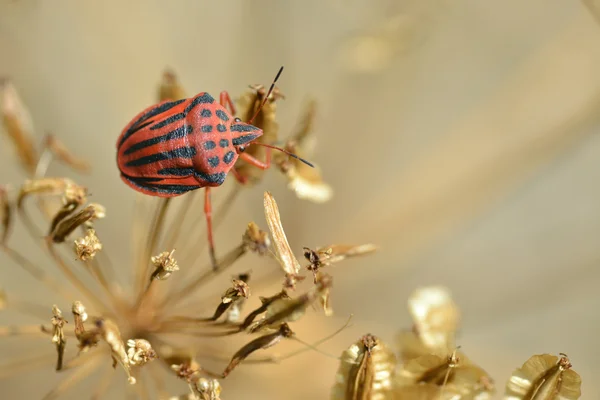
xmin=1 ymin=0 xmax=600 ymax=399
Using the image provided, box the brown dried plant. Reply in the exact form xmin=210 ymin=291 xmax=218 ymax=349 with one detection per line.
xmin=0 ymin=74 xmax=375 ymax=399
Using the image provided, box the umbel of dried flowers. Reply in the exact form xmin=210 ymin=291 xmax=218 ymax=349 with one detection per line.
xmin=0 ymin=73 xmax=376 ymax=399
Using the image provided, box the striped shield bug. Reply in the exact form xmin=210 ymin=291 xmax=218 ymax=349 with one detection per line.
xmin=116 ymin=67 xmax=313 ymax=268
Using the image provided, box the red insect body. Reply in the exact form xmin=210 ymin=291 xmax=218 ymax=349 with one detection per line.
xmin=116 ymin=92 xmax=262 ymax=197
xmin=116 ymin=68 xmax=308 ymax=269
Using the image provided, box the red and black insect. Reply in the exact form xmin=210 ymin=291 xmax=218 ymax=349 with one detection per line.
xmin=116 ymin=67 xmax=312 ymax=268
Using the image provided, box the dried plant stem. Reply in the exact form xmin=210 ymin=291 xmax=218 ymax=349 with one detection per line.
xmin=0 ymin=325 xmax=48 ymax=337
xmin=0 ymin=353 xmax=56 ymax=378
xmin=85 ymin=259 xmax=125 ymax=313
xmin=45 ymin=239 xmax=109 ymax=314
xmin=160 ymin=244 xmax=246 ymax=311
xmin=136 ymin=198 xmax=171 ymax=300
xmin=4 ymin=298 xmax=49 ymax=319
xmin=162 ymin=191 xmax=198 ymax=251
xmin=90 ymin=364 xmax=115 ymax=400
xmin=178 ymin=185 xmax=241 ymax=273
xmin=1 ymin=245 xmax=76 ymax=302
xmin=42 ymin=352 xmax=103 ymax=400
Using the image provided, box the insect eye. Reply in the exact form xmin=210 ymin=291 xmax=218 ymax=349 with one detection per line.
xmin=234 ymin=117 xmax=241 ymax=123
xmin=238 ymin=145 xmax=246 ymax=153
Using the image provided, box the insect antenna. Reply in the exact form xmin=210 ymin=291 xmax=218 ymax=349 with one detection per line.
xmin=252 ymin=142 xmax=315 ymax=168
xmin=248 ymin=66 xmax=284 ymax=125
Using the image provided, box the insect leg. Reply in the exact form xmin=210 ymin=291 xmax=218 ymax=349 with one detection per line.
xmin=204 ymin=187 xmax=218 ymax=270
xmin=239 ymin=149 xmax=272 ymax=170
xmin=230 ymin=167 xmax=248 ymax=185
xmin=219 ymin=91 xmax=237 ymax=116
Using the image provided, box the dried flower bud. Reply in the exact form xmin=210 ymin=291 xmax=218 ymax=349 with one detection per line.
xmin=331 ymin=334 xmax=396 ymax=400
xmin=1 ymin=80 xmax=38 ymax=173
xmin=159 ymin=69 xmax=186 ymax=101
xmin=242 ymin=222 xmax=271 ymax=255
xmin=42 ymin=134 xmax=91 ymax=172
xmin=234 ymin=84 xmax=282 ymax=185
xmin=207 ymin=279 xmax=250 ymax=322
xmin=51 ymin=203 xmax=105 ymax=243
xmin=51 ymin=305 xmax=67 ymax=371
xmin=74 ymin=229 xmax=102 ymax=261
xmin=171 ymin=359 xmax=201 ymax=383
xmin=274 ymin=100 xmax=333 ymax=203
xmin=505 ymin=353 xmax=581 ymax=400
xmin=0 ymin=185 xmax=11 ymax=245
xmin=226 ymin=272 xmax=251 ymax=323
xmin=63 ymin=180 xmax=88 ymax=206
xmin=127 ymin=339 xmax=158 ymax=366
xmin=95 ymin=318 xmax=135 ymax=384
xmin=194 ymin=378 xmax=222 ymax=400
xmin=304 ymin=243 xmax=378 ymax=283
xmin=151 ymin=249 xmax=179 ymax=280
xmin=240 ymin=290 xmax=289 ymax=330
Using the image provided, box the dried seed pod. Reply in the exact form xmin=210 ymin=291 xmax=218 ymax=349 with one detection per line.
xmin=304 ymin=243 xmax=378 ymax=282
xmin=331 ymin=334 xmax=396 ymax=400
xmin=505 ymin=354 xmax=581 ymax=400
xmin=71 ymin=300 xmax=99 ymax=353
xmin=222 ymin=323 xmax=293 ymax=377
xmin=127 ymin=339 xmax=158 ymax=366
xmin=249 ymin=273 xmax=332 ymax=333
xmin=242 ymin=222 xmax=271 ymax=255
xmin=234 ymin=84 xmax=283 ymax=185
xmin=50 ymin=305 xmax=67 ymax=371
xmin=275 ymin=99 xmax=333 ymax=203
xmin=150 ymin=249 xmax=179 ymax=280
xmin=239 ymin=289 xmax=289 ymax=330
xmin=74 ymin=229 xmax=102 ymax=261
xmin=225 ymin=272 xmax=251 ymax=323
xmin=207 ymin=279 xmax=250 ymax=322
xmin=397 ymin=286 xmax=460 ymax=362
xmin=51 ymin=203 xmax=105 ymax=243
xmin=0 ymin=185 xmax=11 ymax=245
xmin=0 ymin=79 xmax=38 ymax=173
xmin=94 ymin=318 xmax=136 ymax=384
xmin=159 ymin=69 xmax=187 ymax=102
xmin=42 ymin=134 xmax=90 ymax=172
xmin=263 ymin=191 xmax=304 ymax=289
xmin=171 ymin=358 xmax=202 ymax=383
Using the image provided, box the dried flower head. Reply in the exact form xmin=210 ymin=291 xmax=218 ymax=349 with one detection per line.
xmin=127 ymin=339 xmax=158 ymax=366
xmin=151 ymin=249 xmax=180 ymax=280
xmin=242 ymin=221 xmax=271 ymax=255
xmin=74 ymin=228 xmax=102 ymax=261
xmin=194 ymin=378 xmax=222 ymax=400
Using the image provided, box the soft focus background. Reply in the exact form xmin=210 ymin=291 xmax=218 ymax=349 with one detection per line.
xmin=2 ymin=0 xmax=600 ymax=399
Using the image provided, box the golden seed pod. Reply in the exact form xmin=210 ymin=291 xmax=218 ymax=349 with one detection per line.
xmin=127 ymin=339 xmax=158 ymax=366
xmin=504 ymin=353 xmax=581 ymax=400
xmin=331 ymin=334 xmax=397 ymax=400
xmin=151 ymin=249 xmax=179 ymax=280
xmin=234 ymin=84 xmax=282 ymax=185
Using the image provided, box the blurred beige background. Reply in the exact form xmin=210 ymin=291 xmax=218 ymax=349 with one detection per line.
xmin=2 ymin=0 xmax=600 ymax=399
